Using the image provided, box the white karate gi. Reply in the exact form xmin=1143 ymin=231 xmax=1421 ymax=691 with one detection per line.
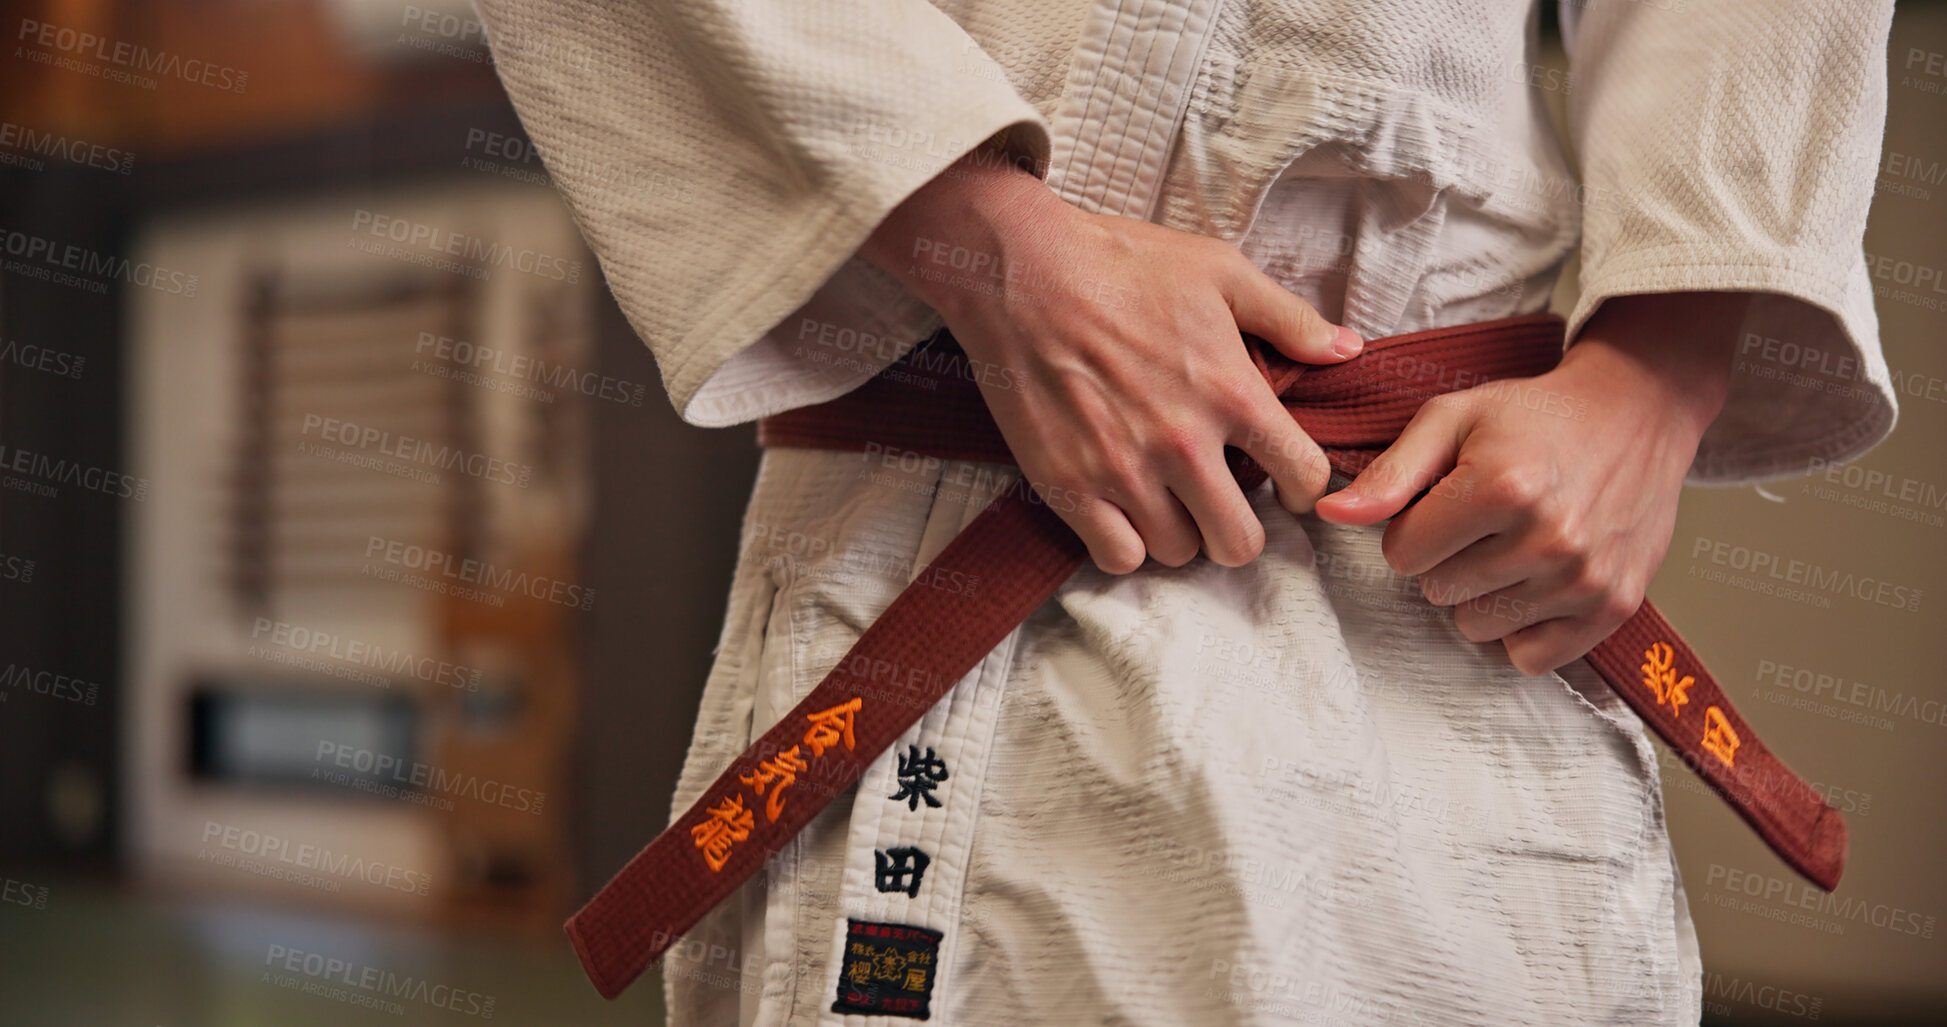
xmin=475 ymin=1 xmax=1898 ymax=1023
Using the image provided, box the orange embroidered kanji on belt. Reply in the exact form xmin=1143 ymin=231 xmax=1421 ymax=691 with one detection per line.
xmin=562 ymin=313 xmax=1849 ymax=1000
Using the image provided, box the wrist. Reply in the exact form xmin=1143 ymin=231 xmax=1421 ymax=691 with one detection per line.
xmin=1560 ymin=291 xmax=1749 ymax=440
xmin=860 ymin=147 xmax=1068 ymax=322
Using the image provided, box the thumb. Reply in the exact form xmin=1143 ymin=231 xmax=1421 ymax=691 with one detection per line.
xmin=1223 ymin=259 xmax=1362 ymax=364
xmin=1314 ymin=394 xmax=1475 ymax=525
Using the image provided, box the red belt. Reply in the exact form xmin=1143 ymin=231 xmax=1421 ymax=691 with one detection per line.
xmin=566 ymin=312 xmax=1846 ymax=999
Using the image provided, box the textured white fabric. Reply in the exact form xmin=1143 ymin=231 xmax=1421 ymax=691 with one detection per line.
xmin=472 ymin=0 xmax=1059 ymax=428
xmin=1560 ymin=0 xmax=1897 ymax=481
xmin=470 ymin=0 xmax=1896 ymax=1022
xmin=476 ymin=0 xmax=1897 ymax=482
xmin=693 ymin=452 xmax=1699 ymax=1025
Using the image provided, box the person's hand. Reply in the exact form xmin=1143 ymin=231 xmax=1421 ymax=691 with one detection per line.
xmin=862 ymin=150 xmax=1362 ymax=575
xmin=1313 ymin=293 xmax=1747 ymax=674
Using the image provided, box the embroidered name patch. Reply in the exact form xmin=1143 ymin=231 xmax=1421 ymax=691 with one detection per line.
xmin=831 ymin=919 xmax=942 ymax=1019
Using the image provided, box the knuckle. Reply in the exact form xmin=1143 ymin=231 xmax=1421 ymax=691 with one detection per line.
xmin=1096 ymin=451 xmax=1149 ymax=494
xmin=1095 ymin=544 xmax=1144 ymax=576
xmin=1482 ymin=465 xmax=1546 ymax=509
xmin=1147 ymin=525 xmax=1200 ymax=568
xmin=1198 ymin=233 xmax=1238 ymax=262
xmin=1597 ymin=596 xmax=1636 ymax=626
xmin=1152 ymin=544 xmax=1197 ymax=569
xmin=1566 ymin=555 xmax=1608 ymax=596
xmin=1035 ymin=474 xmax=1089 ymax=511
xmin=1287 ymin=301 xmax=1326 ymax=338
xmin=1423 ymin=390 xmax=1470 ymax=416
xmin=1301 ymin=446 xmax=1333 ymax=486
xmin=1411 ymin=393 xmax=1466 ymax=430
xmin=1599 ymin=584 xmax=1643 ymax=624
xmin=1506 ymin=639 xmax=1557 ymax=676
xmin=1418 ymin=575 xmax=1450 ymax=605
xmin=1264 ymin=433 xmax=1320 ymax=484
xmin=1035 ymin=469 xmax=1082 ymax=495
xmin=1215 ymin=371 xmax=1269 ymax=413
xmin=1201 ymin=239 xmax=1248 ymax=282
xmin=1424 ymin=577 xmax=1467 ymax=607
xmin=1219 ymin=241 xmax=1259 ymax=278
xmin=1276 ymin=453 xmax=1331 ymax=500
xmin=1151 ymin=421 xmax=1206 ymax=466
xmin=1278 ymin=471 xmax=1326 ymax=514
xmin=1453 ymin=610 xmax=1495 ymax=643
xmin=1208 ymin=518 xmax=1264 ymax=566
xmin=1535 ymin=519 xmax=1590 ymax=564
xmin=1379 ymin=536 xmax=1410 ymax=576
xmin=1510 ymin=651 xmax=1546 ymax=677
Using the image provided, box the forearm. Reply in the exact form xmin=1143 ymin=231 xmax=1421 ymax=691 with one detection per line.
xmin=1557 ymin=291 xmax=1750 ymax=444
xmin=858 ymin=147 xmax=1071 ymax=322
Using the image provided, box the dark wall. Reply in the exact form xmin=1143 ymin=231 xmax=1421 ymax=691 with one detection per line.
xmin=0 ymin=164 xmax=128 ymax=870
xmin=574 ymin=294 xmax=760 ymax=895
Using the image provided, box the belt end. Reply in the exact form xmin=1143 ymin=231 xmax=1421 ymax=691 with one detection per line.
xmin=1799 ymin=804 xmax=1849 ymax=892
xmin=565 ymin=914 xmax=628 ymax=1000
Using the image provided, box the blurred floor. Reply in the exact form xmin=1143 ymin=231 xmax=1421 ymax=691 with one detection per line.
xmin=0 ymin=877 xmax=663 ymax=1026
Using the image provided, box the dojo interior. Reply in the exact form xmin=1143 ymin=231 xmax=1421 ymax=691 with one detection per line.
xmin=1 ymin=0 xmax=1944 ymax=1023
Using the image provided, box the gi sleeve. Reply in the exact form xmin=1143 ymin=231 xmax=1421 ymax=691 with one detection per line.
xmin=1560 ymin=0 xmax=1898 ymax=484
xmin=473 ymin=0 xmax=1053 ymax=426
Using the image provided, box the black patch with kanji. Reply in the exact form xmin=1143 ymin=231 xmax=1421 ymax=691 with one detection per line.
xmin=831 ymin=919 xmax=943 ymax=1019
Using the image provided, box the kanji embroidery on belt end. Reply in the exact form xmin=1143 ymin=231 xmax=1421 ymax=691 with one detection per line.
xmin=1641 ymin=641 xmax=1693 ymax=716
xmin=1702 ymin=705 xmax=1741 ymax=767
xmin=1640 ymin=640 xmax=1740 ymax=768
xmin=691 ymin=793 xmax=753 ymax=872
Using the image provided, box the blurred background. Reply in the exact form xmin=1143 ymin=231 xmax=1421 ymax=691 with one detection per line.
xmin=0 ymin=0 xmax=1941 ymax=1024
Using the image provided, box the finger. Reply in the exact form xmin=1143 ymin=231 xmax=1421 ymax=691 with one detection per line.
xmin=1168 ymin=448 xmax=1266 ymax=567
xmin=1221 ymin=256 xmax=1362 ymax=365
xmin=1501 ymin=615 xmax=1613 ymax=677
xmin=1449 ymin=581 xmax=1563 ymax=644
xmin=1231 ymin=390 xmax=1333 ymax=515
xmin=1414 ymin=532 xmax=1540 ymax=607
xmin=1060 ymin=494 xmax=1148 ymax=576
xmin=1314 ymin=393 xmax=1475 ymax=528
xmin=1111 ymin=483 xmax=1203 ymax=568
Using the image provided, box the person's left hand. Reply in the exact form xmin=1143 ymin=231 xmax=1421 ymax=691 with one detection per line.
xmin=1313 ymin=293 xmax=1747 ymax=675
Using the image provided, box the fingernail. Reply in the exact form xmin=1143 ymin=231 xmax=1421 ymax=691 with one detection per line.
xmin=1331 ymin=326 xmax=1364 ymax=359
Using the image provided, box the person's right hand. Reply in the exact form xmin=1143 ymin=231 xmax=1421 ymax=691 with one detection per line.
xmin=861 ymin=150 xmax=1363 ymax=575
